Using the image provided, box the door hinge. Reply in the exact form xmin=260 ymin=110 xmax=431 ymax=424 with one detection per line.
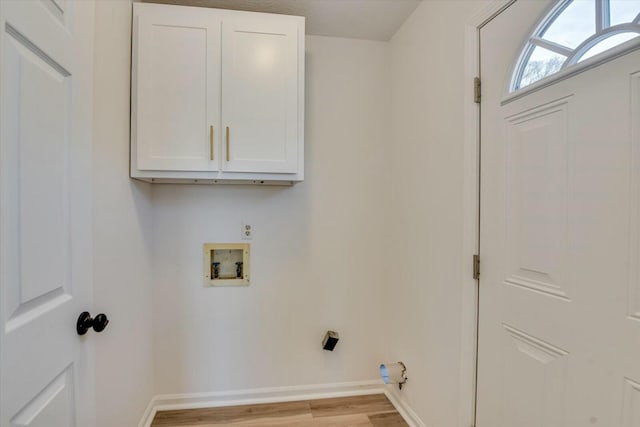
xmin=473 ymin=254 xmax=480 ymax=280
xmin=474 ymin=77 xmax=481 ymax=104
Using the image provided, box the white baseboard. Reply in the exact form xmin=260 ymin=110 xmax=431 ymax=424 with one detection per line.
xmin=138 ymin=380 xmax=381 ymax=427
xmin=138 ymin=380 xmax=427 ymax=427
xmin=138 ymin=398 xmax=157 ymax=427
xmin=383 ymin=386 xmax=428 ymax=427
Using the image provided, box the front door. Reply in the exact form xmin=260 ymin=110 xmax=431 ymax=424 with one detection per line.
xmin=0 ymin=1 xmax=96 ymax=426
xmin=477 ymin=1 xmax=640 ymax=426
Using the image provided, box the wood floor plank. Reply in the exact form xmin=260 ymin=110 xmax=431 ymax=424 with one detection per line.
xmin=309 ymin=395 xmax=395 ymax=418
xmin=307 ymin=414 xmax=372 ymax=426
xmin=161 ymin=414 xmax=373 ymax=427
xmin=151 ymin=401 xmax=311 ymax=426
xmin=233 ymin=413 xmax=313 ymax=426
xmin=152 ymin=414 xmax=314 ymax=427
xmin=242 ymin=414 xmax=372 ymax=427
xmin=150 ymin=394 xmax=405 ymax=427
xmin=368 ymin=412 xmax=408 ymax=426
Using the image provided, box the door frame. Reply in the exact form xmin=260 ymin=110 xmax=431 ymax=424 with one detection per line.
xmin=460 ymin=2 xmax=515 ymax=427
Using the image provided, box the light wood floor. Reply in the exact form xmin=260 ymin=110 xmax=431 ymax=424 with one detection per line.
xmin=150 ymin=394 xmax=408 ymax=427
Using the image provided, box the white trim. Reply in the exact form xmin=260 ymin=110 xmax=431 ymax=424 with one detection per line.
xmin=384 ymin=387 xmax=428 ymax=427
xmin=530 ymin=36 xmax=572 ymax=56
xmin=468 ymin=0 xmax=516 ymax=28
xmin=138 ymin=398 xmax=157 ymax=427
xmin=565 ymin=24 xmax=640 ymax=65
xmin=596 ymin=0 xmax=610 ymax=32
xmin=137 ymin=380 xmax=426 ymax=427
xmin=460 ymin=2 xmax=515 ymax=427
xmin=460 ymin=20 xmax=480 ymax=427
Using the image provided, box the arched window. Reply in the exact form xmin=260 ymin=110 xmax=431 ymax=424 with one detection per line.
xmin=512 ymin=0 xmax=640 ymax=91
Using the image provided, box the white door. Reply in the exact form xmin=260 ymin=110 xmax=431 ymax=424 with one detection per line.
xmin=477 ymin=1 xmax=640 ymax=426
xmin=221 ymin=14 xmax=301 ymax=174
xmin=133 ymin=3 xmax=221 ymax=172
xmin=0 ymin=1 xmax=96 ymax=426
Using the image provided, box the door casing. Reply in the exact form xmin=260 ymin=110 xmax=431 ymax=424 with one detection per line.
xmin=459 ymin=2 xmax=517 ymax=427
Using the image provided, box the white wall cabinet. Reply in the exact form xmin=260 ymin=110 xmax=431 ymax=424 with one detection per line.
xmin=131 ymin=3 xmax=305 ymax=184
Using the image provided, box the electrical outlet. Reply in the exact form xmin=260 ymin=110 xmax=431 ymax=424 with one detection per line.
xmin=241 ymin=223 xmax=253 ymax=240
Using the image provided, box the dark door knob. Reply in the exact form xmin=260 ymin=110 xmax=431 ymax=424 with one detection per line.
xmin=76 ymin=311 xmax=109 ymax=335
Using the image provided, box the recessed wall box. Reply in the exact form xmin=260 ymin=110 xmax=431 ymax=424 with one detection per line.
xmin=322 ymin=330 xmax=339 ymax=351
xmin=203 ymin=243 xmax=250 ymax=286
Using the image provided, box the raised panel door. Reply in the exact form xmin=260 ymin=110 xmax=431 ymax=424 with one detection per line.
xmin=477 ymin=1 xmax=640 ymax=425
xmin=0 ymin=0 xmax=95 ymax=425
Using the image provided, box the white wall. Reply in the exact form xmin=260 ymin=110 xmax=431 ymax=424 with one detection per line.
xmin=93 ymin=1 xmax=155 ymax=426
xmin=151 ymin=35 xmax=391 ymax=394
xmin=90 ymin=3 xmax=494 ymax=424
xmin=387 ymin=1 xmax=489 ymax=426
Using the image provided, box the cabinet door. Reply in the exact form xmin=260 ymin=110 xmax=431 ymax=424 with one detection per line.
xmin=221 ymin=15 xmax=302 ymax=173
xmin=133 ymin=5 xmax=220 ymax=171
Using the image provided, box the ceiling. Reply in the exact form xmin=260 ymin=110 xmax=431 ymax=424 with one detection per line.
xmin=140 ymin=0 xmax=422 ymax=41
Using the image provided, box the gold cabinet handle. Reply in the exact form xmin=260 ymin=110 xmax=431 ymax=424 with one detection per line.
xmin=226 ymin=126 xmax=230 ymax=162
xmin=209 ymin=125 xmax=214 ymax=160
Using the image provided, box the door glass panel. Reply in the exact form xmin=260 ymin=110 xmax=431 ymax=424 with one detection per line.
xmin=512 ymin=0 xmax=640 ymax=92
xmin=542 ymin=0 xmax=596 ymax=49
xmin=578 ymin=32 xmax=640 ymax=61
xmin=519 ymin=46 xmax=566 ymax=88
xmin=610 ymin=0 xmax=640 ymax=26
